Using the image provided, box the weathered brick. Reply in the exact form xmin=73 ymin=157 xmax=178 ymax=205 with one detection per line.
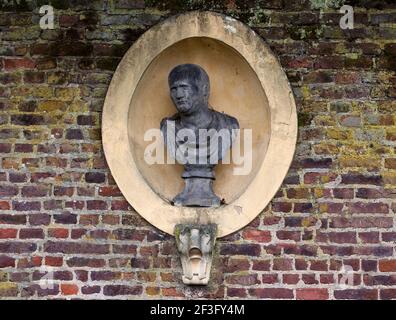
xmin=380 ymin=289 xmax=396 ymax=300
xmin=66 ymin=257 xmax=105 ymax=268
xmin=66 ymin=129 xmax=84 ymax=140
xmin=82 ymin=285 xmax=101 ymax=295
xmin=220 ymin=244 xmax=261 ymax=256
xmin=44 ymin=241 xmax=109 ymax=254
xmin=85 ymin=172 xmax=105 ymax=183
xmin=249 ymin=288 xmax=294 ymax=299
xmin=112 ymin=229 xmax=146 ymax=241
xmin=341 ymin=174 xmax=382 ymax=186
xmin=103 ymin=285 xmax=143 ymax=296
xmin=0 ymin=256 xmax=15 ymax=268
xmin=0 ymin=283 xmax=18 ymax=297
xmin=242 ymin=229 xmax=271 ymax=242
xmin=19 ymin=228 xmax=44 ymax=239
xmin=0 ymin=242 xmax=36 ymax=253
xmin=0 ymin=185 xmax=18 ymax=197
xmin=29 ymin=213 xmax=50 ymax=226
xmin=11 ymin=114 xmax=45 ymax=126
xmin=53 ymin=212 xmax=77 ymax=224
xmin=347 ymin=202 xmax=389 ymax=214
xmin=87 ymin=200 xmax=108 ymax=210
xmin=4 ymin=58 xmax=35 ymax=70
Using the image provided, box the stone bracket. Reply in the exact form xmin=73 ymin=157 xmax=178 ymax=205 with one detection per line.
xmin=174 ymin=223 xmax=217 ymax=285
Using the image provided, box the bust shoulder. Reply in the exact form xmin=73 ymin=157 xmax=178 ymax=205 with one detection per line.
xmin=211 ymin=110 xmax=239 ymax=131
xmin=160 ymin=113 xmax=180 ymax=132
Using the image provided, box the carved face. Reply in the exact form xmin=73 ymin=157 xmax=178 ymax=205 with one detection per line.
xmin=170 ymin=79 xmax=205 ymax=115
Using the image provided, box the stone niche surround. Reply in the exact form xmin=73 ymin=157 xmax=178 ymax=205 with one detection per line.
xmin=102 ymin=11 xmax=298 ymax=237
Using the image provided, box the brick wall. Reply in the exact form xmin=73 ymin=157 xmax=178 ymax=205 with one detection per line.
xmin=0 ymin=0 xmax=395 ymax=299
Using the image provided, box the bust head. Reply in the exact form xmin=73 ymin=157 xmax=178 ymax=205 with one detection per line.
xmin=168 ymin=64 xmax=210 ymax=115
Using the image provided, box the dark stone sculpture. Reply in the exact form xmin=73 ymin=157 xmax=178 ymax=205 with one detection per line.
xmin=160 ymin=64 xmax=239 ymax=207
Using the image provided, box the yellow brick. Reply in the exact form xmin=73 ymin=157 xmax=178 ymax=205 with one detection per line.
xmin=0 ymin=272 xmax=8 ymax=282
xmin=320 ymin=175 xmax=332 ymax=184
xmin=341 ymin=142 xmax=367 ymax=155
xmin=69 ymin=101 xmax=89 ymax=112
xmin=33 ymin=86 xmax=53 ymax=98
xmin=386 ymin=128 xmax=396 ymax=141
xmin=326 ymin=128 xmax=353 ymax=140
xmin=301 ymin=85 xmax=311 ymax=99
xmin=314 ymin=188 xmax=324 ymax=198
xmin=319 ymin=203 xmax=328 ymax=213
xmin=38 ymin=100 xmax=67 ymax=112
xmin=383 ymin=172 xmax=396 ymax=186
xmin=313 ymin=143 xmax=340 ymax=155
xmin=55 ymin=87 xmax=81 ymax=101
xmin=314 ymin=115 xmax=336 ymax=126
xmin=339 ymin=156 xmax=381 ymax=170
xmin=0 ymin=282 xmax=18 ymax=297
xmin=146 ymin=286 xmax=160 ymax=296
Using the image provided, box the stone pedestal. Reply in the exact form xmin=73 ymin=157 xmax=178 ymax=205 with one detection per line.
xmin=172 ymin=178 xmax=221 ymax=207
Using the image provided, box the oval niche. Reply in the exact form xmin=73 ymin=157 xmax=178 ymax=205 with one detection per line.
xmin=102 ymin=11 xmax=297 ymax=237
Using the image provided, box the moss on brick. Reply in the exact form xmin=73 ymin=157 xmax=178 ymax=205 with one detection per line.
xmin=0 ymin=0 xmax=30 ymax=11
xmin=298 ymin=112 xmax=314 ymax=127
xmin=37 ymin=0 xmax=70 ymax=10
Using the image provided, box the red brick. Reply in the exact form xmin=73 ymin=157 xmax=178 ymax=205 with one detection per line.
xmin=0 ymin=255 xmax=15 ymax=268
xmin=111 ymin=200 xmax=130 ymax=210
xmin=91 ymin=271 xmax=122 ymax=281
xmin=358 ymin=232 xmax=379 ymax=243
xmin=162 ymin=287 xmax=184 ymax=297
xmin=328 ymin=232 xmax=357 ymax=244
xmin=252 ymin=260 xmax=271 ymax=271
xmin=0 ymin=185 xmax=18 ymax=197
xmin=297 ymin=288 xmax=329 ymax=300
xmin=227 ymin=288 xmax=247 ymax=298
xmin=45 ymin=256 xmax=63 ymax=267
xmin=82 ymin=285 xmax=101 ymax=295
xmin=380 ymin=289 xmax=396 ymax=300
xmin=273 ymin=258 xmax=293 ymax=271
xmin=0 ymin=228 xmax=18 ymax=239
xmin=302 ymin=274 xmax=318 ymax=285
xmin=87 ymin=200 xmax=108 ymax=210
xmin=276 ymin=230 xmax=301 ymax=241
xmin=261 ymin=274 xmax=279 ymax=284
xmin=19 ymin=228 xmax=44 ymax=239
xmin=282 ymin=274 xmax=300 ymax=284
xmin=48 ymin=228 xmax=69 ymax=238
xmin=379 ymin=260 xmax=396 ymax=272
xmin=347 ymin=202 xmax=389 ymax=214
xmin=249 ymin=288 xmax=294 ymax=299
xmin=61 ymin=284 xmax=79 ymax=296
xmin=242 ymin=229 xmax=271 ymax=242
xmin=4 ymin=58 xmax=36 ymax=70
xmin=21 ymin=185 xmax=49 ymax=197
xmin=272 ymin=202 xmax=292 ymax=212
xmin=98 ymin=186 xmax=122 ymax=197
xmin=44 ymin=241 xmax=109 ymax=254
xmin=67 ymin=257 xmax=105 ymax=268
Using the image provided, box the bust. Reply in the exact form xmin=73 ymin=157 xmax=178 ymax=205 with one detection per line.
xmin=160 ymin=64 xmax=239 ymax=207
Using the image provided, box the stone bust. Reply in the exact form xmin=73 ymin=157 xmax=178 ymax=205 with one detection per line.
xmin=160 ymin=64 xmax=239 ymax=207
